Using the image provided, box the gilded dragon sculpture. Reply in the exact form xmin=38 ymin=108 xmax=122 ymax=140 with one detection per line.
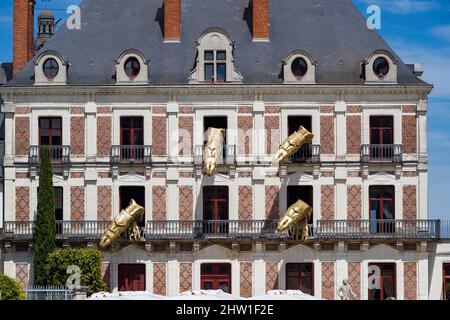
xmin=99 ymin=199 xmax=145 ymax=248
xmin=277 ymin=199 xmax=313 ymax=242
xmin=203 ymin=127 xmax=226 ymax=176
xmin=272 ymin=126 xmax=314 ymax=165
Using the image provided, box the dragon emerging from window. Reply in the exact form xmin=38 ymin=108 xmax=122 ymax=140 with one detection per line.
xmin=272 ymin=126 xmax=314 ymax=165
xmin=203 ymin=127 xmax=226 ymax=176
xmin=277 ymin=199 xmax=313 ymax=242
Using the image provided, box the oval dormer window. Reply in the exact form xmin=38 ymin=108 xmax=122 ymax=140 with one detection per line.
xmin=124 ymin=57 xmax=141 ymax=80
xmin=291 ymin=57 xmax=308 ymax=79
xmin=43 ymin=58 xmax=59 ymax=79
xmin=373 ymin=57 xmax=390 ymax=78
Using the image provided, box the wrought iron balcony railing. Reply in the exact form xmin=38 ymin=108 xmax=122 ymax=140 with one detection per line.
xmin=28 ymin=145 xmax=70 ymax=165
xmin=316 ymin=219 xmax=440 ymax=240
xmin=194 ymin=145 xmax=236 ymax=165
xmin=288 ymin=144 xmax=320 ymax=163
xmin=111 ymin=145 xmax=152 ymax=164
xmin=361 ymin=144 xmax=402 ymax=163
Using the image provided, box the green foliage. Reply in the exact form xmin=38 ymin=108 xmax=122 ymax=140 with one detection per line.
xmin=45 ymin=248 xmax=107 ymax=296
xmin=0 ymin=274 xmax=26 ymax=300
xmin=34 ymin=146 xmax=56 ymax=285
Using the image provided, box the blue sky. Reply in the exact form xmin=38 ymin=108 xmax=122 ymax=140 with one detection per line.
xmin=0 ymin=0 xmax=449 ymax=219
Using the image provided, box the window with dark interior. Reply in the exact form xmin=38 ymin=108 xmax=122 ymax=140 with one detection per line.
xmin=43 ymin=58 xmax=59 ymax=79
xmin=124 ymin=57 xmax=141 ymax=80
xmin=370 ymin=116 xmax=393 ymax=145
xmin=291 ymin=57 xmax=308 ymax=79
xmin=203 ymin=186 xmax=229 ymax=220
xmin=54 ymin=187 xmax=63 ymax=221
xmin=373 ymin=57 xmax=390 ymax=78
xmin=287 ymin=116 xmax=313 ymax=162
xmin=201 ymin=263 xmax=231 ymax=293
xmin=39 ymin=117 xmax=62 ymax=146
xmin=120 ymin=117 xmax=144 ymax=161
xmin=204 ymin=50 xmax=226 ymax=82
xmin=118 ymin=264 xmax=146 ymax=292
xmin=287 ymin=186 xmax=313 ymax=225
xmin=444 ymin=264 xmax=450 ymax=300
xmin=369 ymin=186 xmax=395 ymax=233
xmin=119 ymin=186 xmax=145 ymax=228
xmin=368 ymin=263 xmax=396 ymax=300
xmin=286 ymin=263 xmax=314 ymax=295
xmin=204 ymin=116 xmax=228 ymax=160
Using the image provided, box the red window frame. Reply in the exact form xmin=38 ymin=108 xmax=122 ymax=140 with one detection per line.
xmin=120 ymin=117 xmax=143 ymax=146
xmin=203 ymin=186 xmax=229 ymax=221
xmin=118 ymin=264 xmax=146 ymax=292
xmin=39 ymin=117 xmax=62 ymax=146
xmin=444 ymin=264 xmax=450 ymax=300
xmin=285 ymin=263 xmax=314 ymax=295
xmin=370 ymin=116 xmax=393 ymax=145
xmin=201 ymin=263 xmax=231 ymax=293
xmin=368 ymin=263 xmax=396 ymax=300
xmin=369 ymin=186 xmax=395 ymax=220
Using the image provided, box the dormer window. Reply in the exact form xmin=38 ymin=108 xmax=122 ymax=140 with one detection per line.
xmin=34 ymin=51 xmax=68 ymax=85
xmin=204 ymin=50 xmax=227 ymax=82
xmin=373 ymin=57 xmax=389 ymax=79
xmin=115 ymin=49 xmax=149 ymax=85
xmin=364 ymin=50 xmax=397 ymax=84
xmin=283 ymin=50 xmax=317 ymax=84
xmin=124 ymin=57 xmax=141 ymax=80
xmin=291 ymin=57 xmax=308 ymax=80
xmin=43 ymin=58 xmax=59 ymax=80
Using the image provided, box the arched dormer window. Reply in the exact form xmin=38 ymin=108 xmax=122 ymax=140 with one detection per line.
xmin=189 ymin=28 xmax=243 ymax=84
xmin=115 ymin=49 xmax=149 ymax=85
xmin=283 ymin=50 xmax=317 ymax=84
xmin=364 ymin=50 xmax=398 ymax=84
xmin=34 ymin=50 xmax=68 ymax=85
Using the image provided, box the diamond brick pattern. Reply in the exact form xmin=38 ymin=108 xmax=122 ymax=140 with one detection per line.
xmin=179 ymin=263 xmax=192 ymax=293
xmin=98 ymin=172 xmax=110 ymax=178
xmin=347 ymin=115 xmax=361 ymax=154
xmin=15 ymin=117 xmax=30 ymax=156
xmin=180 ymin=171 xmax=193 ymax=178
xmin=152 ymin=116 xmax=167 ymax=156
xmin=152 ymin=106 xmax=166 ymax=114
xmin=347 ymin=262 xmax=361 ymax=300
xmin=321 ymin=185 xmax=335 ymax=221
xmin=402 ymin=105 xmax=417 ymax=113
xmin=403 ymin=171 xmax=418 ymax=177
xmin=152 ymin=186 xmax=167 ymax=221
xmin=16 ymin=263 xmax=29 ymax=289
xmin=238 ymin=116 xmax=253 ymax=155
xmin=403 ymin=115 xmax=417 ymax=154
xmin=97 ymin=107 xmax=112 ymax=114
xmin=238 ymin=172 xmax=252 ymax=178
xmin=153 ymin=263 xmax=167 ymax=296
xmin=102 ymin=263 xmax=111 ymax=292
xmin=265 ymin=186 xmax=279 ymax=220
xmin=70 ymin=106 xmax=85 ymax=114
xmin=240 ymin=262 xmax=253 ymax=298
xmin=179 ymin=106 xmax=194 ymax=114
xmin=347 ymin=171 xmax=361 ymax=178
xmin=347 ymin=185 xmax=362 ymax=220
xmin=71 ymin=172 xmax=84 ymax=178
xmin=321 ymin=172 xmax=334 ymax=178
xmin=153 ymin=171 xmax=166 ymax=178
xmin=404 ymin=262 xmax=417 ymax=300
xmin=265 ymin=106 xmax=280 ymax=113
xmin=403 ymin=185 xmax=417 ymax=220
xmin=179 ymin=116 xmax=193 ymax=156
xmin=265 ymin=116 xmax=280 ymax=155
xmin=239 ymin=186 xmax=253 ymax=221
xmin=321 ymin=262 xmax=335 ymax=300
xmin=71 ymin=116 xmax=85 ymax=155
xmin=15 ymin=107 xmax=30 ymax=114
xmin=320 ymin=106 xmax=334 ymax=114
xmin=238 ymin=106 xmax=253 ymax=113
xmin=71 ymin=187 xmax=85 ymax=221
xmin=265 ymin=262 xmax=279 ymax=292
xmin=320 ymin=116 xmax=334 ymax=154
xmin=179 ymin=186 xmax=193 ymax=221
xmin=97 ymin=186 xmax=112 ymax=221
xmin=347 ymin=105 xmax=362 ymax=113
xmin=97 ymin=116 xmax=111 ymax=156
xmin=16 ymin=187 xmax=30 ymax=221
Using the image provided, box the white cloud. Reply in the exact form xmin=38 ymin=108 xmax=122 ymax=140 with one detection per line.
xmin=431 ymin=25 xmax=450 ymax=42
xmin=355 ymin=0 xmax=442 ymax=14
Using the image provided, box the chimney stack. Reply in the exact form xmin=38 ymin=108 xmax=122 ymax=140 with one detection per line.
xmin=252 ymin=0 xmax=269 ymax=41
xmin=13 ymin=0 xmax=35 ymax=76
xmin=164 ymin=0 xmax=181 ymax=42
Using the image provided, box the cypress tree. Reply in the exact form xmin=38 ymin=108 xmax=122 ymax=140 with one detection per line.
xmin=33 ymin=146 xmax=56 ymax=285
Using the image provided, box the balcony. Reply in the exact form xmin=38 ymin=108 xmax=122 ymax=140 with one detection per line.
xmin=111 ymin=145 xmax=152 ymax=164
xmin=361 ymin=144 xmax=402 ymax=163
xmin=316 ymin=219 xmax=440 ymax=240
xmin=288 ymin=144 xmax=320 ymax=163
xmin=194 ymin=145 xmax=236 ymax=165
xmin=28 ymin=145 xmax=70 ymax=165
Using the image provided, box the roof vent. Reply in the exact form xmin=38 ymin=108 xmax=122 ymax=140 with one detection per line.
xmin=406 ymin=63 xmax=424 ymax=77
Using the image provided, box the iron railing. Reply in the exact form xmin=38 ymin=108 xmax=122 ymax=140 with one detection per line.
xmin=194 ymin=145 xmax=236 ymax=165
xmin=441 ymin=220 xmax=450 ymax=239
xmin=28 ymin=145 xmax=70 ymax=165
xmin=2 ymin=221 xmax=35 ymax=240
xmin=26 ymin=285 xmax=74 ymax=300
xmin=316 ymin=219 xmax=440 ymax=240
xmin=55 ymin=221 xmax=111 ymax=240
xmin=111 ymin=145 xmax=152 ymax=164
xmin=288 ymin=144 xmax=320 ymax=163
xmin=361 ymin=144 xmax=402 ymax=163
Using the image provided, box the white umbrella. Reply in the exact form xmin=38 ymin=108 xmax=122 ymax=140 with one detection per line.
xmin=249 ymin=290 xmax=322 ymax=300
xmin=166 ymin=290 xmax=243 ymax=300
xmin=88 ymin=291 xmax=165 ymax=300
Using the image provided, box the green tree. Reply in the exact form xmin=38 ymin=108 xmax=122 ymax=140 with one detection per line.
xmin=33 ymin=146 xmax=56 ymax=285
xmin=0 ymin=275 xmax=26 ymax=300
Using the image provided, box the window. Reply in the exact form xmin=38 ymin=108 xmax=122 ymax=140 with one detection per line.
xmin=120 ymin=117 xmax=144 ymax=161
xmin=39 ymin=117 xmax=62 ymax=146
xmin=203 ymin=186 xmax=229 ymax=221
xmin=369 ymin=186 xmax=395 ymax=234
xmin=203 ymin=50 xmax=227 ymax=82
xmin=373 ymin=57 xmax=390 ymax=78
xmin=201 ymin=263 xmax=231 ymax=293
xmin=124 ymin=57 xmax=141 ymax=80
xmin=54 ymin=187 xmax=63 ymax=221
xmin=287 ymin=186 xmax=313 ymax=225
xmin=444 ymin=264 xmax=450 ymax=300
xmin=119 ymin=186 xmax=145 ymax=228
xmin=368 ymin=263 xmax=396 ymax=300
xmin=288 ymin=116 xmax=312 ymax=135
xmin=43 ymin=58 xmax=59 ymax=79
xmin=118 ymin=264 xmax=146 ymax=292
xmin=286 ymin=263 xmax=314 ymax=295
xmin=370 ymin=116 xmax=393 ymax=145
xmin=291 ymin=58 xmax=308 ymax=79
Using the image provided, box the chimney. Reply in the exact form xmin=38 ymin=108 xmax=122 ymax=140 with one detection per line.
xmin=164 ymin=0 xmax=181 ymax=42
xmin=252 ymin=0 xmax=269 ymax=41
xmin=13 ymin=0 xmax=35 ymax=76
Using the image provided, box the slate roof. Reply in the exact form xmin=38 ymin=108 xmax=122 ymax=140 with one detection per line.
xmin=0 ymin=63 xmax=13 ymax=85
xmin=8 ymin=0 xmax=428 ymax=86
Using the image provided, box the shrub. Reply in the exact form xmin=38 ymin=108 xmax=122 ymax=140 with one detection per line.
xmin=0 ymin=275 xmax=26 ymax=300
xmin=45 ymin=248 xmax=107 ymax=296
